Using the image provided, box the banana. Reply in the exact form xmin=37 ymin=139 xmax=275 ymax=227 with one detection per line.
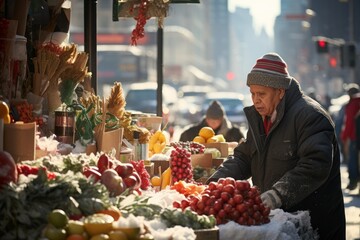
xmin=149 ymin=130 xmax=167 ymax=156
xmin=160 ymin=167 xmax=172 ymax=190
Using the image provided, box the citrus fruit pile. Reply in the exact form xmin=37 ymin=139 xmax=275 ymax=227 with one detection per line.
xmin=193 ymin=127 xmax=226 ymax=143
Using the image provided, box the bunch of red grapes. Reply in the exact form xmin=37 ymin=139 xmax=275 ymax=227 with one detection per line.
xmin=174 ymin=177 xmax=271 ymax=226
xmin=170 ymin=141 xmax=205 ymax=154
xmin=169 ymin=145 xmax=194 ymax=183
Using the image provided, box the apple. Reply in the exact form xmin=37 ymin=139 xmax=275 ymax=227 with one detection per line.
xmin=101 ymin=169 xmax=125 ymax=196
xmin=0 ymin=151 xmax=18 ymax=187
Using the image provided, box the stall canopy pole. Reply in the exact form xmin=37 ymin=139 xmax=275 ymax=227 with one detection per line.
xmin=156 ymin=27 xmax=163 ymax=117
xmin=84 ymin=0 xmax=98 ymax=94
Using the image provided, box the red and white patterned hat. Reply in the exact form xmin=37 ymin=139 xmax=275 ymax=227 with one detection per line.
xmin=247 ymin=53 xmax=292 ymax=89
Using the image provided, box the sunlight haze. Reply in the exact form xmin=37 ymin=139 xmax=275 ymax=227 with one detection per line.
xmin=229 ymin=0 xmax=281 ymax=38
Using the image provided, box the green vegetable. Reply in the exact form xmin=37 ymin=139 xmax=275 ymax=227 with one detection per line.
xmin=0 ymin=169 xmax=111 ymax=239
xmin=160 ymin=208 xmax=216 ymax=230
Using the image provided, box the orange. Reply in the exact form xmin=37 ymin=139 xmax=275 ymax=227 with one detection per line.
xmin=0 ymin=101 xmax=9 ymax=119
xmin=98 ymin=207 xmax=122 ymax=221
xmin=150 ymin=176 xmax=161 ymax=186
xmin=198 ymin=127 xmax=215 ymax=140
xmin=84 ymin=213 xmax=114 ymax=236
xmin=193 ymin=136 xmax=206 ymax=144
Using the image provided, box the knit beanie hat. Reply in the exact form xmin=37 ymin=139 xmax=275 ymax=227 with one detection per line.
xmin=206 ymin=100 xmax=225 ymax=119
xmin=345 ymin=83 xmax=359 ymax=96
xmin=247 ymin=53 xmax=292 ymax=89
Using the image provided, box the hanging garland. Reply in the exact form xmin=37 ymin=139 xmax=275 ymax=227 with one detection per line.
xmin=124 ymin=0 xmax=169 ymax=45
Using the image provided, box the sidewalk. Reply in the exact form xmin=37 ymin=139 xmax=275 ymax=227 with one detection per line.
xmin=341 ymin=164 xmax=360 ymax=240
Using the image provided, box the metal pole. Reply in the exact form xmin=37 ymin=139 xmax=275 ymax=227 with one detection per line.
xmin=349 ymin=0 xmax=355 ymax=83
xmin=84 ymin=0 xmax=97 ymax=94
xmin=156 ymin=27 xmax=163 ymax=117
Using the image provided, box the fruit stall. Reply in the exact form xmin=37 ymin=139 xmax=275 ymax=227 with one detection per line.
xmin=0 ymin=1 xmax=317 ymax=240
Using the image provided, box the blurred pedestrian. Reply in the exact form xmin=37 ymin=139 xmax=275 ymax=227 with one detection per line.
xmin=340 ymin=83 xmax=360 ymax=191
xmin=207 ymin=53 xmax=345 ymax=239
xmin=179 ymin=100 xmax=244 ymax=143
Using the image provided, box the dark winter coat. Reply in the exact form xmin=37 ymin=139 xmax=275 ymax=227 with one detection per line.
xmin=208 ymin=79 xmax=345 ymax=239
xmin=179 ymin=117 xmax=244 ymax=143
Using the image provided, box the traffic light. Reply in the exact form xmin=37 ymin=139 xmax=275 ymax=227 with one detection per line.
xmin=329 ymin=56 xmax=337 ymax=68
xmin=340 ymin=43 xmax=357 ymax=68
xmin=348 ymin=43 xmax=356 ymax=68
xmin=316 ymin=39 xmax=329 ymax=53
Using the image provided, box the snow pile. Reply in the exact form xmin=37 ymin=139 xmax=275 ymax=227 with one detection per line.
xmin=219 ymin=209 xmax=319 ymax=240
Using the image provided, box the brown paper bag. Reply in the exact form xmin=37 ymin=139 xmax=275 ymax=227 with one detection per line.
xmin=94 ymin=99 xmax=123 ymax=158
xmin=4 ymin=122 xmax=36 ymax=162
xmin=96 ymin=127 xmax=123 ymax=158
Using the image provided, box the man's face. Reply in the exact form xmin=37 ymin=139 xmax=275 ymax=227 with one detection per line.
xmin=206 ymin=118 xmax=222 ymax=130
xmin=249 ymin=84 xmax=285 ymax=117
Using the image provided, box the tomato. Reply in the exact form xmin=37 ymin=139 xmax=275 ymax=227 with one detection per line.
xmin=0 ymin=151 xmax=18 ymax=187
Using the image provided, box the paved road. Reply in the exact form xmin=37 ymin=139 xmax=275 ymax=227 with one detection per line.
xmin=341 ymin=164 xmax=360 ymax=240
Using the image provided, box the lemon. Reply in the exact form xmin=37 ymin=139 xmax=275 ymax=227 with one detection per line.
xmin=0 ymin=101 xmax=9 ymax=119
xmin=84 ymin=213 xmax=114 ymax=236
xmin=199 ymin=127 xmax=215 ymax=140
xmin=193 ymin=136 xmax=206 ymax=144
xmin=108 ymin=230 xmax=128 ymax=240
xmin=48 ymin=209 xmax=69 ymax=229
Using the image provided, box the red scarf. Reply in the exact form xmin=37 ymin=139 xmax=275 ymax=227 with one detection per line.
xmin=264 ymin=116 xmax=272 ymax=135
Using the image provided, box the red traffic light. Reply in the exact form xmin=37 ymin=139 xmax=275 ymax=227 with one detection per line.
xmin=329 ymin=57 xmax=337 ymax=68
xmin=316 ymin=39 xmax=329 ymax=53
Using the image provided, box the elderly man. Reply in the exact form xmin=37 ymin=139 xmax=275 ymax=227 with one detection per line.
xmin=207 ymin=53 xmax=345 ymax=239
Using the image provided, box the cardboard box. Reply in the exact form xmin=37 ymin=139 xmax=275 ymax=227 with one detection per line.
xmin=195 ymin=227 xmax=219 ymax=240
xmin=203 ymin=142 xmax=229 ymax=157
xmin=191 ymin=153 xmax=213 ymax=168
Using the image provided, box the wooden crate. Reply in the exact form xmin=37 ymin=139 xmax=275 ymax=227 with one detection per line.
xmin=151 ymin=160 xmax=169 ymax=176
xmin=191 ymin=153 xmax=213 ymax=168
xmin=203 ymin=142 xmax=229 ymax=157
xmin=195 ymin=227 xmax=219 ymax=240
xmin=145 ymin=162 xmax=154 ymax=177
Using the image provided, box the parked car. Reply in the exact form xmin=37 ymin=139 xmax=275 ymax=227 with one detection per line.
xmin=202 ymin=92 xmax=247 ymax=126
xmin=124 ymin=82 xmax=178 ymax=125
xmin=174 ymin=85 xmax=216 ymax=127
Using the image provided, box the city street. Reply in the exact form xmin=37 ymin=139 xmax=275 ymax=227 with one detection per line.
xmin=341 ymin=164 xmax=360 ymax=240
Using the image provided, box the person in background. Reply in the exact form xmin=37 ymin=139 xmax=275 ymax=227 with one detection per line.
xmin=179 ymin=100 xmax=244 ymax=143
xmin=207 ymin=53 xmax=345 ymax=239
xmin=340 ymin=83 xmax=360 ymax=191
